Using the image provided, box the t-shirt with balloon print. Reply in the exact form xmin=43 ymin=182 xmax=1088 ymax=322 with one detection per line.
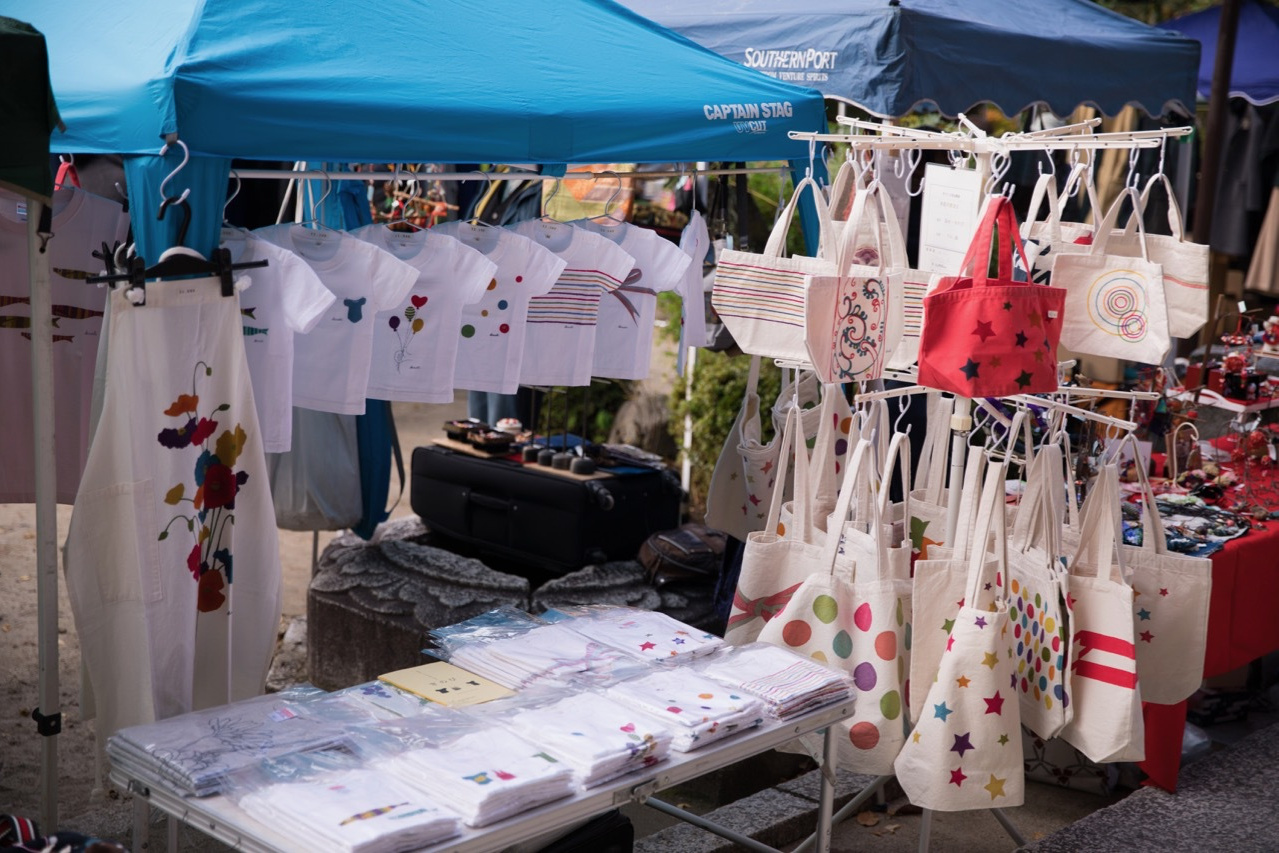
xmin=432 ymin=221 xmax=566 ymax=395
xmin=255 ymin=224 xmax=418 ymax=415
xmin=352 ymin=225 xmax=497 ymax=403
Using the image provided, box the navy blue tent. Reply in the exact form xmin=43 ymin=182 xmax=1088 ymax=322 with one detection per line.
xmin=1163 ymin=0 xmax=1279 ymax=106
xmin=621 ymin=0 xmax=1200 ymax=118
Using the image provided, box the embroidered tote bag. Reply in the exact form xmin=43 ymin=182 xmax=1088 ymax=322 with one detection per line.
xmin=894 ymin=458 xmax=1025 ymax=811
xmin=1054 ymin=186 xmax=1170 ymax=366
xmin=1106 ymin=173 xmax=1208 ymax=339
xmin=917 ymin=197 xmax=1066 ymax=398
xmin=711 ymin=176 xmax=834 ymax=361
xmin=805 ymin=180 xmax=904 ymax=384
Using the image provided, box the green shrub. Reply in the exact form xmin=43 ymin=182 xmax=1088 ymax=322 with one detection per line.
xmin=668 ymin=351 xmax=782 ymax=518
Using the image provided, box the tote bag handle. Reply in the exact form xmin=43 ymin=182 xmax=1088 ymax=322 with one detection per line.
xmin=764 ymin=175 xmax=834 ymax=259
xmin=764 ymin=405 xmax=814 ymax=542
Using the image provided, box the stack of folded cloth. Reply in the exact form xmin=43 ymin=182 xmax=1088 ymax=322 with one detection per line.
xmin=381 ymin=726 xmax=575 ymax=826
xmin=702 ymin=644 xmax=851 ymax=719
xmin=560 ymin=608 xmax=724 ymax=663
xmin=443 ymin=622 xmax=633 ymax=689
xmin=107 ymin=694 xmax=353 ymax=796
xmin=239 ymin=768 xmax=461 ymax=852
xmin=605 ymin=667 xmax=765 ymax=751
xmin=503 ymin=692 xmax=672 ymax=787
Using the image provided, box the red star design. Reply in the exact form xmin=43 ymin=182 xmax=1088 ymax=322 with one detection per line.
xmin=972 ymin=320 xmax=995 ymax=342
xmin=950 ymin=768 xmax=967 ymax=787
xmin=762 ymin=460 xmax=773 ymax=474
xmin=946 ymin=635 xmax=955 ymax=652
xmin=640 ymin=641 xmax=656 ymax=651
xmin=1139 ymin=631 xmax=1154 ymax=643
xmin=748 ymin=494 xmax=761 ymax=506
xmin=1159 ymin=588 xmax=1169 ymax=597
xmin=984 ymin=691 xmax=1005 ymax=715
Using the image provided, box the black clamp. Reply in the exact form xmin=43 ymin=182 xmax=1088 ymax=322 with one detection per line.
xmin=31 ymin=707 xmax=62 ymax=737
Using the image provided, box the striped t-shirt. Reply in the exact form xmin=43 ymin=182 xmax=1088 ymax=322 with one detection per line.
xmin=510 ymin=220 xmax=635 ymax=386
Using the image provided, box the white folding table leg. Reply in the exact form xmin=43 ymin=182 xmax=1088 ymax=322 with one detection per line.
xmin=918 ymin=808 xmax=934 ymax=853
xmin=131 ymin=796 xmax=149 ymax=852
xmin=814 ymin=726 xmax=837 ymax=853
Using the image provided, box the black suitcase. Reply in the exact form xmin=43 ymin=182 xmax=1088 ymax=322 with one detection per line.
xmin=411 ymin=444 xmax=681 ymax=575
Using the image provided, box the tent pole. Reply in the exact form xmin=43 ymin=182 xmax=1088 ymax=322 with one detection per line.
xmin=1193 ymin=0 xmax=1243 ymax=350
xmin=29 ymin=199 xmax=60 ymax=834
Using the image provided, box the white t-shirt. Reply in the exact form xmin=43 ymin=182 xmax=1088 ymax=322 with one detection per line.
xmin=351 ymin=225 xmax=497 ymax=403
xmin=432 ymin=221 xmax=565 ymax=394
xmin=254 ymin=224 xmax=418 ymax=415
xmin=220 ymin=228 xmax=334 ymax=452
xmin=679 ymin=211 xmax=710 ymax=350
xmin=0 ymin=186 xmax=129 ymax=503
xmin=509 ymin=220 xmax=635 ymax=387
xmin=574 ymin=219 xmax=692 ymax=380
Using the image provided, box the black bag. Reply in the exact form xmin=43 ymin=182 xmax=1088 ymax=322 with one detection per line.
xmin=639 ymin=523 xmax=726 ymax=587
xmin=411 ymin=445 xmax=681 ymax=576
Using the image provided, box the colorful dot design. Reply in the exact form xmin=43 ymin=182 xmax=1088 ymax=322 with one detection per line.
xmin=1088 ymin=269 xmax=1150 ymax=342
xmin=775 ymin=591 xmax=909 ymax=754
xmin=1008 ymin=579 xmax=1068 ymax=710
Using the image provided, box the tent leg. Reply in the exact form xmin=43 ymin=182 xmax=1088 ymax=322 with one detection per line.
xmin=29 ymin=201 xmax=60 ymax=835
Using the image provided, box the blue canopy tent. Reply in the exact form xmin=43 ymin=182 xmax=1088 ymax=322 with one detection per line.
xmin=1163 ymin=0 xmax=1279 ymax=106
xmin=9 ymin=0 xmax=832 ymax=829
xmin=620 ymin=0 xmax=1200 ymax=118
xmin=17 ymin=0 xmax=829 ymax=259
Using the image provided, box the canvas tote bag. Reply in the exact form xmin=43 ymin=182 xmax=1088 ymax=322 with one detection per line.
xmin=725 ymin=406 xmax=824 ymax=644
xmin=1105 ymin=435 xmax=1212 ymax=705
xmin=894 ymin=458 xmax=1025 ymax=811
xmin=918 ymin=197 xmax=1066 ymax=398
xmin=804 ymin=180 xmax=905 ymax=383
xmin=1019 ymin=166 xmax=1098 ymax=285
xmin=1058 ymin=459 xmax=1145 ymax=763
xmin=1106 ymin=173 xmax=1208 ymax=339
xmin=762 ymin=437 xmax=911 ymax=773
xmin=712 ymin=176 xmax=834 ymax=361
xmin=1004 ymin=439 xmax=1074 ymax=739
xmin=1054 ymin=186 xmax=1170 ymax=365
xmin=907 ymin=445 xmax=994 ymax=723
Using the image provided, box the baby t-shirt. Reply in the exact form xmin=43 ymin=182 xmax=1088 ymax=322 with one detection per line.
xmin=255 ymin=224 xmax=417 ymax=415
xmin=0 ymin=186 xmax=130 ymax=503
xmin=220 ymin=228 xmax=334 ymax=452
xmin=433 ymin=221 xmax=565 ymax=394
xmin=679 ymin=211 xmax=710 ymax=351
xmin=509 ymin=220 xmax=635 ymax=387
xmin=574 ymin=219 xmax=692 ymax=380
xmin=351 ymin=225 xmax=497 ymax=403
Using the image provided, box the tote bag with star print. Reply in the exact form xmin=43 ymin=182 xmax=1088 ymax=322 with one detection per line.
xmin=894 ymin=456 xmax=1025 ymax=812
xmin=917 ymin=197 xmax=1066 ymax=398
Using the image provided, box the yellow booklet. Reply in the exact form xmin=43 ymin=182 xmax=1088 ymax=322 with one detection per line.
xmin=378 ymin=661 xmax=514 ymax=707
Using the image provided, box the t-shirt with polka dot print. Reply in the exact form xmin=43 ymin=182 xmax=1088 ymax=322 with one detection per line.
xmin=433 ymin=221 xmax=566 ymax=395
xmin=352 ymin=225 xmax=497 ymax=403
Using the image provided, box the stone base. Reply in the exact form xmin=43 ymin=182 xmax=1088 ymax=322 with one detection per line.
xmin=307 ymin=589 xmax=433 ymax=691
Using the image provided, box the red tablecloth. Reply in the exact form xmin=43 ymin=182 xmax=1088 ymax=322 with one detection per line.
xmin=1139 ymin=471 xmax=1279 ymax=791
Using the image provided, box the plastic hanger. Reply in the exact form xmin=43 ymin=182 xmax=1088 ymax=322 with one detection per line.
xmin=223 ymin=170 xmax=241 ymax=225
xmin=385 ymin=171 xmax=426 ymax=232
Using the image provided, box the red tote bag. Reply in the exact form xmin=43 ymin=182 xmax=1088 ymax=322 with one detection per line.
xmin=917 ymin=198 xmax=1067 ymax=398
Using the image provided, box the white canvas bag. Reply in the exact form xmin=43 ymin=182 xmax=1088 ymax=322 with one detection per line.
xmin=1055 ymin=186 xmax=1171 ymax=365
xmin=712 ymin=176 xmax=835 ymax=361
xmin=1106 ymin=173 xmax=1208 ymax=339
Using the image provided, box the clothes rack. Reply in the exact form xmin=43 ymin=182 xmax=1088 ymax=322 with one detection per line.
xmin=232 ymin=165 xmax=790 ymax=183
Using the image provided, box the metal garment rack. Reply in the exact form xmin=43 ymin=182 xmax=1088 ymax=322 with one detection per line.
xmin=115 ymin=699 xmax=854 ymax=853
xmin=232 ymin=164 xmax=790 ymax=182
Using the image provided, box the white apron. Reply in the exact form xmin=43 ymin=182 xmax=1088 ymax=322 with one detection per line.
xmin=65 ymin=276 xmax=281 ymax=742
